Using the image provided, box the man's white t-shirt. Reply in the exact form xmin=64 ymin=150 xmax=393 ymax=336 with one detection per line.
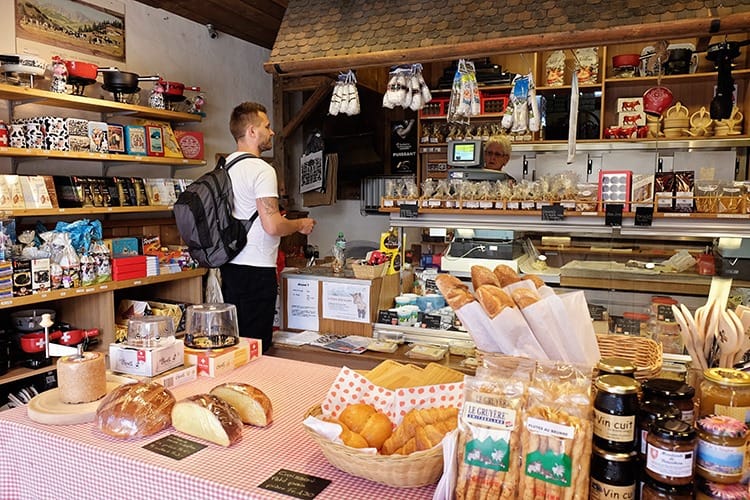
xmin=225 ymin=152 xmax=279 ymax=268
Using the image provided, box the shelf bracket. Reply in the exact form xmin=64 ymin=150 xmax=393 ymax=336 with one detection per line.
xmin=522 ymin=155 xmax=528 ymax=178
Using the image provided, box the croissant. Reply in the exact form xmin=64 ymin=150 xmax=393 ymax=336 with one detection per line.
xmin=381 ymin=407 xmax=458 ymax=455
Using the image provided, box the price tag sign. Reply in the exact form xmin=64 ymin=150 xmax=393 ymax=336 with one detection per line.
xmin=541 ymin=204 xmax=565 ymax=221
xmin=604 ymin=204 xmax=624 ymax=227
xmin=259 ymin=469 xmax=331 ymax=499
xmin=635 ymin=207 xmax=654 ymax=226
xmin=143 ymin=434 xmax=206 ymax=460
xmin=399 ymin=203 xmax=419 ymax=218
xmin=419 ymin=312 xmax=442 ymax=329
xmin=377 ymin=309 xmax=399 ymax=325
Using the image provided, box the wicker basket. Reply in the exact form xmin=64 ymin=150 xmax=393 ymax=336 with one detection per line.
xmin=303 ymin=405 xmax=444 ymax=488
xmin=597 ymin=334 xmax=662 ymax=380
xmin=351 ymin=262 xmax=387 ymax=279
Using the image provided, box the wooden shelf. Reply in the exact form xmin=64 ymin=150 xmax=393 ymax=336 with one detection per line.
xmin=0 ymin=83 xmax=202 ymax=122
xmin=0 ymin=268 xmax=206 ymax=310
xmin=7 ymin=205 xmax=175 ymax=217
xmin=0 ymin=146 xmax=205 ymax=166
xmin=603 ymin=68 xmax=750 ymax=87
xmin=1 ymin=363 xmax=57 ymax=386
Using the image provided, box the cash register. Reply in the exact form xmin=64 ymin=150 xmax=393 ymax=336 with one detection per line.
xmin=446 ymin=139 xmax=513 ymax=182
xmin=441 ymin=228 xmax=524 ymax=274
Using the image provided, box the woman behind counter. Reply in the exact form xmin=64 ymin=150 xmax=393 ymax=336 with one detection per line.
xmin=484 ymin=134 xmax=516 ymax=183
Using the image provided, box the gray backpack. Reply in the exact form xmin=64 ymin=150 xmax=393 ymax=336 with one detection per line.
xmin=174 ymin=153 xmax=258 ymax=268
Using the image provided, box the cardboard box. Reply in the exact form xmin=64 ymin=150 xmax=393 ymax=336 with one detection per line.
xmin=31 ymin=257 xmax=50 ymax=292
xmin=109 ymin=339 xmax=185 ymax=377
xmin=108 ymin=124 xmax=125 ymax=153
xmin=124 ymin=125 xmax=147 ymax=155
xmin=145 ymin=125 xmax=164 ymax=157
xmin=174 ymin=130 xmax=204 ymax=159
xmin=183 ymin=338 xmax=261 ymax=377
xmin=124 ymin=363 xmax=197 ymax=389
xmin=111 ymin=238 xmax=140 ymax=257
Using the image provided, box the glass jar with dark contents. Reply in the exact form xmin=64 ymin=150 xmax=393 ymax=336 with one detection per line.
xmin=597 ymin=357 xmax=637 ymax=378
xmin=590 ymin=445 xmax=638 ymax=500
xmin=645 ymin=418 xmax=697 ymax=486
xmin=641 ymin=476 xmax=694 ymax=500
xmin=642 ymin=378 xmax=696 ymax=424
xmin=637 ymin=400 xmax=682 ymax=461
xmin=594 ymin=374 xmax=640 ymax=452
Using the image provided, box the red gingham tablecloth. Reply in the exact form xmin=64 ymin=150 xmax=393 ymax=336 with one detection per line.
xmin=0 ymin=356 xmax=437 ymax=500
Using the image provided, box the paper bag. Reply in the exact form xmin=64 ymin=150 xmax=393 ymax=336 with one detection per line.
xmin=517 ymin=297 xmax=571 ymax=361
xmin=487 ymin=307 xmax=548 ymax=359
xmin=559 ymin=291 xmax=600 ymax=366
xmin=453 ymin=301 xmax=501 ymax=352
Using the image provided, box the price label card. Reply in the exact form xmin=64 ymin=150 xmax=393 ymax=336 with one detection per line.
xmin=377 ymin=309 xmax=399 ymax=325
xmin=635 ymin=207 xmax=654 ymax=226
xmin=143 ymin=434 xmax=206 ymax=460
xmin=541 ymin=204 xmax=565 ymax=221
xmin=399 ymin=203 xmax=419 ymax=218
xmin=259 ymin=469 xmax=331 ymax=499
xmin=604 ymin=204 xmax=624 ymax=227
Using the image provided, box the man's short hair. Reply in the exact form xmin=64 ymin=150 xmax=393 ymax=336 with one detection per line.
xmin=230 ymin=102 xmax=267 ymax=140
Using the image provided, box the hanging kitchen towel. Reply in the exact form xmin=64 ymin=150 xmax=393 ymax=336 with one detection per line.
xmin=567 ymin=72 xmax=579 ymax=163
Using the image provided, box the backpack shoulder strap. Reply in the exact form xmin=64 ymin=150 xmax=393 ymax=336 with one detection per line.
xmin=221 ymin=153 xmax=261 ymax=230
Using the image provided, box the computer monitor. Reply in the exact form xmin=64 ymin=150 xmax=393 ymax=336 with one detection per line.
xmin=447 ymin=139 xmax=484 ymax=168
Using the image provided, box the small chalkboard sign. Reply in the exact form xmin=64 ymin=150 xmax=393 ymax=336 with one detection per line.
xmin=143 ymin=434 xmax=206 ymax=460
xmin=604 ymin=204 xmax=624 ymax=227
xmin=635 ymin=206 xmax=654 ymax=226
xmin=399 ymin=203 xmax=419 ymax=218
xmin=541 ymin=204 xmax=565 ymax=221
xmin=377 ymin=309 xmax=399 ymax=325
xmin=420 ymin=312 xmax=442 ymax=330
xmin=259 ymin=469 xmax=331 ymax=499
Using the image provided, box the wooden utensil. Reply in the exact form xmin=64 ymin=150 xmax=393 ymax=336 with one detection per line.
xmin=672 ymin=304 xmax=706 ymax=370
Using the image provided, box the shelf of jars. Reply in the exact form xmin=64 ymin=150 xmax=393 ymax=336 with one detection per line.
xmin=5 ymin=205 xmax=175 ymax=217
xmin=0 ymin=83 xmax=203 ymax=122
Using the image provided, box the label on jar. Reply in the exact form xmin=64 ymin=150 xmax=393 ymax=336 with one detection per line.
xmin=594 ymin=409 xmax=636 ymax=442
xmin=646 ymin=443 xmax=694 ymax=478
xmin=696 ymin=439 xmax=745 ymax=478
xmin=640 ymin=429 xmax=649 ymax=454
xmin=590 ymin=478 xmax=635 ymax=500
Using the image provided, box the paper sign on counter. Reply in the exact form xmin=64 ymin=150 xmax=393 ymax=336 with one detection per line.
xmin=286 ymin=278 xmax=319 ymax=331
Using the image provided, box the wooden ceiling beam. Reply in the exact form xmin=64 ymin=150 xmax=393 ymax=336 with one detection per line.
xmin=280 ymin=82 xmax=331 ymax=139
xmin=265 ymin=12 xmax=750 ymax=75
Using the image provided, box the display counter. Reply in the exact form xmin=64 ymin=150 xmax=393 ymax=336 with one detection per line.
xmin=0 ymin=356 xmax=436 ymax=500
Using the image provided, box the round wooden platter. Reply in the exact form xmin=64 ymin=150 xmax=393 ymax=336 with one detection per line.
xmin=27 ymin=381 xmax=121 ymax=425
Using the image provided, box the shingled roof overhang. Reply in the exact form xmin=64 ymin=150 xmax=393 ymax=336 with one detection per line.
xmin=264 ymin=1 xmax=750 ymax=76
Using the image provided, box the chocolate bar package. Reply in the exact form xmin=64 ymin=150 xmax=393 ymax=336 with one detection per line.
xmin=673 ymin=171 xmax=695 ymax=213
xmin=654 ymin=172 xmax=675 ymax=212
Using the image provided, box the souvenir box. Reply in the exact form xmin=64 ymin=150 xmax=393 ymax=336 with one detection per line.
xmin=174 ymin=130 xmax=204 ymax=159
xmin=88 ymin=121 xmax=109 ymax=153
xmin=124 ymin=125 xmax=147 ymax=155
xmin=107 ymin=124 xmax=125 ymax=153
xmin=145 ymin=125 xmax=164 ymax=157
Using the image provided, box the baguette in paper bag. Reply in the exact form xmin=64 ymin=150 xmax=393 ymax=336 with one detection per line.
xmin=436 ymin=274 xmax=474 ymax=310
xmin=475 ymin=285 xmax=514 ymax=318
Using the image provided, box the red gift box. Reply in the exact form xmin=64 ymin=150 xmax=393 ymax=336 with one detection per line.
xmin=174 ymin=130 xmax=205 ymax=160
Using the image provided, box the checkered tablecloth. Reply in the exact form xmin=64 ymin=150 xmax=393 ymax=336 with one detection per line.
xmin=0 ymin=356 xmax=437 ymax=500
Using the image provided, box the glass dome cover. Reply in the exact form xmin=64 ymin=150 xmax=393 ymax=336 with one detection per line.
xmin=183 ymin=303 xmax=239 ymax=349
xmin=126 ymin=315 xmax=175 ymax=348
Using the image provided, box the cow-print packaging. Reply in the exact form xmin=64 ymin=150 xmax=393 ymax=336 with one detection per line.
xmin=8 ymin=123 xmax=26 ymax=148
xmin=43 ymin=116 xmax=69 ymax=151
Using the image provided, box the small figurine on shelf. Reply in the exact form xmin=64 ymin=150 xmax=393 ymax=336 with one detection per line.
xmin=187 ymin=94 xmax=206 ymax=116
xmin=50 ymin=56 xmax=68 ymax=94
xmin=148 ymin=81 xmax=165 ymax=109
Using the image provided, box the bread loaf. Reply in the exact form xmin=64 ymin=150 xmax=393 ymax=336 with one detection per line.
xmin=210 ymin=383 xmax=273 ymax=427
xmin=96 ymin=382 xmax=175 ymax=439
xmin=172 ymin=394 xmax=243 ymax=446
xmin=493 ymin=264 xmax=521 ymax=287
xmin=381 ymin=406 xmax=458 ymax=455
xmin=511 ymin=287 xmax=541 ymax=308
xmin=471 ymin=265 xmax=500 ymax=290
xmin=522 ymin=274 xmax=545 ymax=288
xmin=475 ymin=285 xmax=515 ymax=318
xmin=436 ymin=274 xmax=474 ymax=311
xmin=338 ymin=403 xmax=393 ymax=450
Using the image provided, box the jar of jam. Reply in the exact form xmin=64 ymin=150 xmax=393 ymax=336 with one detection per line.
xmin=645 ymin=418 xmax=697 ymax=486
xmin=637 ymin=400 xmax=682 ymax=460
xmin=695 ymin=414 xmax=748 ymax=484
xmin=597 ymin=357 xmax=636 ymax=378
xmin=594 ymin=374 xmax=640 ymax=452
xmin=699 ymin=368 xmax=750 ymax=425
xmin=642 ymin=378 xmax=696 ymax=424
xmin=641 ymin=476 xmax=694 ymax=500
xmin=589 ymin=445 xmax=637 ymax=500
xmin=695 ymin=476 xmax=749 ymax=500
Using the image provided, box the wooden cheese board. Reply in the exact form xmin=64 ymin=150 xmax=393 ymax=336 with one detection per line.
xmin=27 ymin=380 xmax=123 ymax=425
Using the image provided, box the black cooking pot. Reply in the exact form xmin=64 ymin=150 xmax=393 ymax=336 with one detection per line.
xmin=98 ymin=67 xmax=159 ymax=92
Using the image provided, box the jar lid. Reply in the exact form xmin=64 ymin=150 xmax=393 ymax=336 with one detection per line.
xmin=651 ymin=296 xmax=678 ymax=305
xmin=651 ymin=418 xmax=696 ymax=441
xmin=623 ymin=312 xmax=650 ymax=321
xmin=595 ymin=374 xmax=640 ymax=394
xmin=696 ymin=476 xmax=749 ymax=499
xmin=642 ymin=378 xmax=695 ymax=400
xmin=592 ymin=444 xmax=637 ymax=462
xmin=704 ymin=367 xmax=750 ymax=387
xmin=638 ymin=399 xmax=682 ymax=423
xmin=696 ymin=414 xmax=749 ymax=438
xmin=597 ymin=356 xmax=636 ymax=375
xmin=643 ymin=476 xmax=694 ymax=495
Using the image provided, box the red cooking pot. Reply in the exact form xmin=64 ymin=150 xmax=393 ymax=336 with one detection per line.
xmin=63 ymin=59 xmax=98 ymax=81
xmin=19 ymin=330 xmax=63 ymax=354
xmin=159 ymin=79 xmax=201 ymax=97
xmin=612 ymin=54 xmax=641 ymax=69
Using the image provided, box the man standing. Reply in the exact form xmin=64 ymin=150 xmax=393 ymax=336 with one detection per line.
xmin=221 ymin=102 xmax=316 ymax=352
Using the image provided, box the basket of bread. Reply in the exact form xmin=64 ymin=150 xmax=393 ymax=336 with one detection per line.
xmin=303 ymin=362 xmax=464 ymax=487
